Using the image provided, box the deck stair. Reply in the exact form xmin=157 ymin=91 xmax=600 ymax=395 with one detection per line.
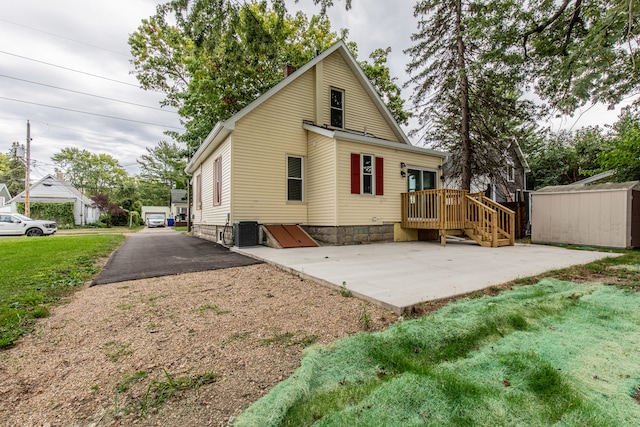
xmin=401 ymin=189 xmax=515 ymax=247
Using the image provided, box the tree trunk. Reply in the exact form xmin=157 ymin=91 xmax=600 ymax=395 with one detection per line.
xmin=456 ymin=0 xmax=472 ymax=191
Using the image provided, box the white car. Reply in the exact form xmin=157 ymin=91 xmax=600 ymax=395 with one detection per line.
xmin=146 ymin=214 xmax=166 ymax=228
xmin=0 ymin=213 xmax=57 ymax=236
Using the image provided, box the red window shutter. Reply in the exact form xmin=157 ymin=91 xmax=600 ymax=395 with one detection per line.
xmin=350 ymin=153 xmax=360 ymax=194
xmin=375 ymin=157 xmax=384 ymax=196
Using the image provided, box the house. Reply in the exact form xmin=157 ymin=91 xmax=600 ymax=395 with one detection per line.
xmin=0 ymin=183 xmax=11 ymax=208
xmin=532 ymin=180 xmax=640 ymax=249
xmin=170 ymin=189 xmax=188 ymax=222
xmin=444 ymin=141 xmax=531 ymax=204
xmin=8 ymin=174 xmax=99 ymax=225
xmin=185 ymin=41 xmax=449 ymax=246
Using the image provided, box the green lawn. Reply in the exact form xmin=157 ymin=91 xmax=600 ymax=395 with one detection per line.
xmin=55 ymin=225 xmax=144 ymax=235
xmin=0 ymin=235 xmax=125 ymax=348
xmin=236 ymin=251 xmax=640 ymax=426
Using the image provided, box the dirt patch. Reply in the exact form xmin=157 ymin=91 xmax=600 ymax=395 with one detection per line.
xmin=0 ymin=264 xmax=396 ymax=426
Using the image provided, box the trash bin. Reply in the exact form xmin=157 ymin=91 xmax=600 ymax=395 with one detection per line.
xmin=167 ymin=218 xmax=174 ymax=227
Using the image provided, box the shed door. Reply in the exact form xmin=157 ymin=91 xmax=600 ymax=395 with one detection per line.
xmin=632 ymin=190 xmax=640 ymax=248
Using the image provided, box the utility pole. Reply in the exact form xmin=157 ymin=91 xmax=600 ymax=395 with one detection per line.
xmin=24 ymin=120 xmax=31 ymax=217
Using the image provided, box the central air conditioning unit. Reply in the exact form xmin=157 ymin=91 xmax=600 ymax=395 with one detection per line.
xmin=234 ymin=221 xmax=259 ymax=247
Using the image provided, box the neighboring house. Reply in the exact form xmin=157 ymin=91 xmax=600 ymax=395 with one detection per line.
xmin=170 ymin=189 xmax=188 ymax=221
xmin=0 ymin=183 xmax=11 ymax=208
xmin=444 ymin=141 xmax=531 ymax=203
xmin=185 ymin=41 xmax=448 ymax=246
xmin=8 ymin=174 xmax=99 ymax=225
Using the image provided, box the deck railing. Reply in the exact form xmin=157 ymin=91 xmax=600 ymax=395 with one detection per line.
xmin=401 ymin=189 xmax=515 ymax=247
xmin=401 ymin=189 xmax=467 ymax=230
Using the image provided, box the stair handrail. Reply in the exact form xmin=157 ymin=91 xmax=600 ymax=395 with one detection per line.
xmin=471 ymin=194 xmax=515 ymax=245
xmin=465 ymin=195 xmax=498 ymax=246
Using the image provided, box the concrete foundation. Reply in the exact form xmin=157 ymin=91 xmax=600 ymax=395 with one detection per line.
xmin=192 ymin=224 xmax=233 ymax=245
xmin=303 ymin=224 xmax=395 ymax=245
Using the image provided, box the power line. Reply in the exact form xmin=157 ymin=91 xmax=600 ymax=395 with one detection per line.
xmin=0 ymin=50 xmax=139 ymax=87
xmin=0 ymin=97 xmax=184 ymax=130
xmin=0 ymin=74 xmax=178 ymax=114
xmin=0 ymin=18 xmax=130 ymax=57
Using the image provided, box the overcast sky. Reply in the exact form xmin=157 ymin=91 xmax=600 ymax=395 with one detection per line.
xmin=0 ymin=0 xmax=623 ymax=180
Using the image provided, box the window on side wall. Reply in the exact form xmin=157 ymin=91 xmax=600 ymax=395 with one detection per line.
xmin=350 ymin=153 xmax=384 ymax=196
xmin=213 ymin=156 xmax=222 ymax=206
xmin=287 ymin=156 xmax=303 ymax=202
xmin=330 ymin=88 xmax=344 ymax=128
xmin=195 ymin=174 xmax=202 ymax=210
xmin=507 ymin=162 xmax=515 ymax=182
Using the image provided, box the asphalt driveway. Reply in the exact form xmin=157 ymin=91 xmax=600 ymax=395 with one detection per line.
xmin=91 ymin=227 xmax=261 ymax=285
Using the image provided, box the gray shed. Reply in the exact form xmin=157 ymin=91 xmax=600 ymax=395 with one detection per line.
xmin=531 ymin=181 xmax=640 ymax=249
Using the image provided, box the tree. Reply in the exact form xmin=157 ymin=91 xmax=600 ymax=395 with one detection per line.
xmin=406 ymin=0 xmax=537 ymax=191
xmin=51 ymin=148 xmax=128 ymax=196
xmin=0 ymin=143 xmax=27 ymax=197
xmin=0 ymin=153 xmax=9 ymax=176
xmin=520 ymin=0 xmax=640 ymax=114
xmin=138 ymin=141 xmax=188 ymax=189
xmin=596 ymin=107 xmax=640 ymax=181
xmin=129 ymin=0 xmax=409 ymax=149
xmin=525 ymin=126 xmax=604 ymax=189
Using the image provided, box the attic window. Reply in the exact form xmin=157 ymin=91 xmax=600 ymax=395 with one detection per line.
xmin=330 ymin=88 xmax=344 ymax=128
xmin=507 ymin=163 xmax=515 ymax=182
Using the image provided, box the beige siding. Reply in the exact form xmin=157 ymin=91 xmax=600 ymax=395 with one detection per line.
xmin=532 ymin=189 xmax=629 ymax=248
xmin=307 ymin=133 xmax=337 ymax=225
xmin=198 ymin=138 xmax=232 ymax=225
xmin=336 ymin=140 xmax=443 ymax=226
xmin=231 ymin=68 xmax=314 ymax=223
xmin=322 ymin=52 xmax=398 ymax=142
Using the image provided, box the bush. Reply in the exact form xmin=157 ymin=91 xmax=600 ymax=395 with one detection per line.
xmin=17 ymin=202 xmax=75 ymax=227
xmin=130 ymin=211 xmax=143 ymax=227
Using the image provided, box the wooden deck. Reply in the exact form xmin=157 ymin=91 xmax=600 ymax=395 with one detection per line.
xmin=401 ymin=189 xmax=515 ymax=247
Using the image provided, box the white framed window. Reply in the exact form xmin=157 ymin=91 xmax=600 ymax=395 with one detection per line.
xmin=507 ymin=163 xmax=515 ymax=182
xmin=361 ymin=154 xmax=374 ymax=195
xmin=195 ymin=174 xmax=202 ymax=210
xmin=330 ymin=88 xmax=344 ymax=128
xmin=287 ymin=155 xmax=304 ymax=202
xmin=350 ymin=153 xmax=384 ymax=196
xmin=213 ymin=156 xmax=222 ymax=206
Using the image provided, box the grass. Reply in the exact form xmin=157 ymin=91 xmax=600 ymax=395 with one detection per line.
xmin=196 ymin=303 xmax=230 ymax=315
xmin=235 ymin=249 xmax=640 ymax=427
xmin=113 ymin=369 xmax=218 ymax=416
xmin=260 ymin=329 xmax=319 ymax=348
xmin=0 ymin=234 xmax=125 ymax=348
xmin=56 ymin=225 xmax=143 ymax=235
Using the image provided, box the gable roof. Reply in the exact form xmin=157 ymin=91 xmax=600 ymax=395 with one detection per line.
xmin=9 ymin=174 xmax=95 ymax=205
xmin=0 ymin=183 xmax=11 ymax=199
xmin=187 ymin=41 xmax=415 ymax=174
xmin=170 ymin=189 xmax=188 ymax=203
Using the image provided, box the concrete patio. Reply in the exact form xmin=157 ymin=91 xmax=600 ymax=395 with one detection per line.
xmin=236 ymin=241 xmax=619 ymax=314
